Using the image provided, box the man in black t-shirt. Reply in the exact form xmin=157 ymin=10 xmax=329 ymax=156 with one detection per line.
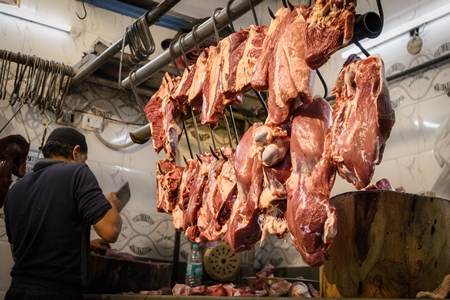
xmin=4 ymin=127 xmax=123 ymax=300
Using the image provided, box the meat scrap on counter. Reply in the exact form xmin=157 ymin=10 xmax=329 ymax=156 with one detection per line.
xmin=171 ymin=264 xmax=319 ymax=297
xmin=146 ymin=0 xmax=397 ymax=267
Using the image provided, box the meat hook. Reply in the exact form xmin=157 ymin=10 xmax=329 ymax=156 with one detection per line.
xmin=351 ymin=38 xmax=371 ymax=57
xmin=183 ymin=120 xmax=194 ymax=159
xmin=248 ymin=0 xmax=259 ymax=26
xmin=211 ymin=8 xmax=223 ymax=45
xmin=196 ymin=154 xmax=203 ymax=164
xmin=191 ymin=24 xmax=202 ymax=56
xmin=253 ymin=90 xmax=268 ymax=114
xmin=222 ymin=112 xmax=234 ymax=148
xmin=178 ymin=33 xmax=191 ymax=72
xmin=209 ymin=126 xmax=218 ymax=149
xmin=183 ymin=155 xmax=189 ymax=165
xmin=316 ymin=69 xmax=328 ymax=98
xmin=209 ymin=145 xmax=220 ymax=160
xmin=282 ymin=0 xmax=294 ymax=11
xmin=219 ymin=147 xmax=227 ymax=161
xmin=228 ymin=106 xmax=240 ymax=144
xmin=76 ymin=0 xmax=87 ymax=20
xmin=267 ymin=7 xmax=276 ymax=20
xmin=157 ymin=161 xmax=163 ymax=173
xmin=226 ymin=0 xmax=236 ymax=33
xmin=168 ymin=40 xmax=183 ymax=77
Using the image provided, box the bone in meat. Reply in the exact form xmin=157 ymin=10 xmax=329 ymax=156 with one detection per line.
xmin=170 ymin=64 xmax=197 ymax=115
xmin=173 ymin=158 xmax=199 ymax=231
xmin=197 ymin=148 xmax=237 ymax=244
xmin=184 ymin=152 xmax=215 ymax=241
xmin=330 ymin=54 xmax=395 ymax=189
xmin=303 ymin=0 xmax=357 ymax=70
xmin=155 ymin=159 xmax=184 ymax=214
xmin=188 ymin=49 xmax=209 ymax=109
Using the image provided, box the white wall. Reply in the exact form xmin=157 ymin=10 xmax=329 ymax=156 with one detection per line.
xmin=1 ymin=0 xmax=450 ymax=295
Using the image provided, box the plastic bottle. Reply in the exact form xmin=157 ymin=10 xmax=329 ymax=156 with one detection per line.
xmin=185 ymin=243 xmax=203 ymax=287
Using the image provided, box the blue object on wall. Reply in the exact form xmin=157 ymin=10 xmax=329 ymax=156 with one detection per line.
xmin=82 ymin=0 xmax=190 ymax=31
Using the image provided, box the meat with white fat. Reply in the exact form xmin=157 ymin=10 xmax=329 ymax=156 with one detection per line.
xmin=330 ymin=54 xmax=395 ymax=189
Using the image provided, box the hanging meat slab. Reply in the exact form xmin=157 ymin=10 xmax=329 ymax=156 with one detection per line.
xmin=155 ymin=159 xmax=184 ymax=214
xmin=330 ymin=54 xmax=395 ymax=189
xmin=225 ymin=123 xmax=264 ymax=252
xmin=285 ymin=97 xmax=336 ymax=267
xmin=303 ymin=0 xmax=356 ymax=69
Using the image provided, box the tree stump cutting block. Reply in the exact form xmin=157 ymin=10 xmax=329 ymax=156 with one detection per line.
xmin=320 ymin=191 xmax=450 ymax=298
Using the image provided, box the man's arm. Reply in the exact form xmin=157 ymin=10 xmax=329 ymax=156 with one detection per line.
xmin=93 ymin=192 xmax=122 ymax=243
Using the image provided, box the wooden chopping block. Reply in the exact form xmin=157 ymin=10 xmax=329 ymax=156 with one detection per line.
xmin=320 ymin=190 xmax=450 ymax=298
xmin=87 ymin=253 xmax=172 ymax=294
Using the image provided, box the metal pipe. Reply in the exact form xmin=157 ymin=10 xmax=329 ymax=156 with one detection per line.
xmin=71 ymin=0 xmax=181 ymax=87
xmin=121 ymin=0 xmax=264 ymax=88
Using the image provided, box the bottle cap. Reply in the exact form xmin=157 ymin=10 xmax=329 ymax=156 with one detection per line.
xmin=193 ymin=243 xmax=199 ymax=249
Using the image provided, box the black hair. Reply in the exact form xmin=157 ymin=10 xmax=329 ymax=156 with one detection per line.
xmin=41 ymin=140 xmax=87 ymax=159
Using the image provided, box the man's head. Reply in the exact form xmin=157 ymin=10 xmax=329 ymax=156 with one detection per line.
xmin=42 ymin=127 xmax=88 ymax=163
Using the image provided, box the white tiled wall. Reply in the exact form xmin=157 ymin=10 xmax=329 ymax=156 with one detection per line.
xmin=1 ymin=0 xmax=450 ymax=294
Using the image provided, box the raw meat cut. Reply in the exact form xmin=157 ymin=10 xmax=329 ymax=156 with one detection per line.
xmin=303 ymin=0 xmax=356 ymax=69
xmin=285 ymin=97 xmax=336 ymax=267
xmin=155 ymin=159 xmax=184 ymax=214
xmin=188 ymin=49 xmax=209 ymax=108
xmin=330 ymin=54 xmax=395 ymax=189
xmin=170 ymin=64 xmax=197 ymax=115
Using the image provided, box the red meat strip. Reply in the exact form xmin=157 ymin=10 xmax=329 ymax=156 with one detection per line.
xmin=188 ymin=49 xmax=209 ymax=109
xmin=170 ymin=64 xmax=197 ymax=115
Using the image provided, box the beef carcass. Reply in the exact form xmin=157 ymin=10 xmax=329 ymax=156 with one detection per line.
xmin=225 ymin=123 xmax=263 ymax=252
xmin=145 ymin=72 xmax=183 ymax=160
xmin=233 ymin=25 xmax=268 ymax=94
xmin=173 ymin=158 xmax=199 ymax=231
xmin=188 ymin=49 xmax=209 ymax=109
xmin=221 ymin=28 xmax=250 ymax=105
xmin=330 ymin=54 xmax=395 ymax=189
xmin=197 ymin=148 xmax=237 ymax=244
xmin=155 ymin=159 xmax=184 ymax=214
xmin=285 ymin=97 xmax=336 ymax=267
xmin=170 ymin=64 xmax=197 ymax=115
xmin=303 ymin=0 xmax=356 ymax=69
xmin=145 ymin=75 xmax=169 ymax=154
xmin=184 ymin=152 xmax=216 ymax=241
xmin=252 ymin=6 xmax=314 ymax=125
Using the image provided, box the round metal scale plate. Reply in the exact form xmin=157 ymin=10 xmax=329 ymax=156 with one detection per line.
xmin=203 ymin=241 xmax=241 ymax=282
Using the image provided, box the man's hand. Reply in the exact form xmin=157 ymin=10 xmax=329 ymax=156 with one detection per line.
xmin=105 ymin=192 xmax=121 ymax=211
xmin=90 ymin=238 xmax=111 ymax=255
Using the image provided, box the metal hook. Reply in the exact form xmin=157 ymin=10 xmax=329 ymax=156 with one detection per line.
xmin=282 ymin=0 xmax=294 ymax=10
xmin=316 ymin=69 xmax=328 ymax=99
xmin=209 ymin=145 xmax=219 ymax=160
xmin=211 ymin=8 xmax=223 ymax=45
xmin=76 ymin=0 xmax=87 ymax=20
xmin=249 ymin=0 xmax=259 ymax=26
xmin=196 ymin=154 xmax=203 ymax=164
xmin=268 ymin=7 xmax=276 ymax=20
xmin=226 ymin=0 xmax=236 ymax=33
xmin=351 ymin=37 xmax=371 ymax=57
xmin=178 ymin=33 xmax=191 ymax=72
xmin=183 ymin=120 xmax=194 ymax=159
xmin=191 ymin=24 xmax=202 ymax=56
xmin=168 ymin=40 xmax=183 ymax=77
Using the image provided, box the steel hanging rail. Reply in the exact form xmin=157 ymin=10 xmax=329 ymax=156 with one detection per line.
xmin=120 ymin=0 xmax=264 ymax=89
xmin=71 ymin=0 xmax=181 ymax=87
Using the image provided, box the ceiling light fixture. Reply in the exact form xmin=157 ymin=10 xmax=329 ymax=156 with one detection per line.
xmin=342 ymin=3 xmax=450 ymax=58
xmin=0 ymin=4 xmax=71 ymax=33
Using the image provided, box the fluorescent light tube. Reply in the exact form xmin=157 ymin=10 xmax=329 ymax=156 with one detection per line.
xmin=0 ymin=4 xmax=71 ymax=32
xmin=342 ymin=3 xmax=450 ymax=58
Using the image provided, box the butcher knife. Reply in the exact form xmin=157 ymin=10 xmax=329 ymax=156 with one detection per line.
xmin=115 ymin=182 xmax=131 ymax=212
